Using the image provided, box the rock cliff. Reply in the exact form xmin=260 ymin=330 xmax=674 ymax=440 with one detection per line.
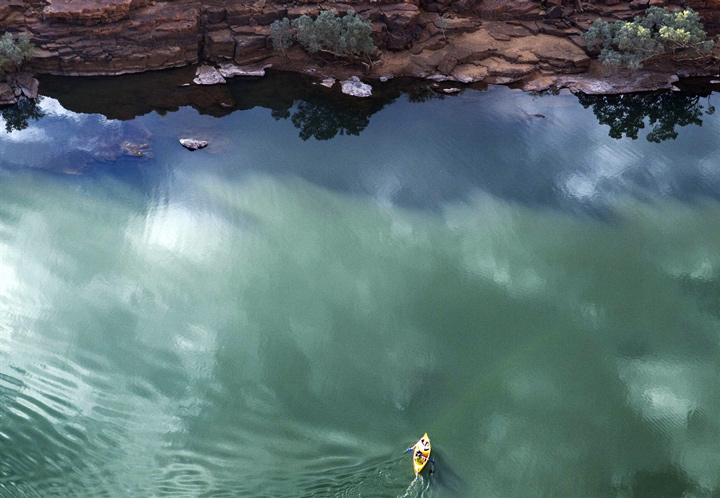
xmin=1 ymin=0 xmax=719 ymax=93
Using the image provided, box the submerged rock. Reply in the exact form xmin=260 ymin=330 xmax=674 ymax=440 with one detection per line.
xmin=179 ymin=138 xmax=209 ymax=151
xmin=121 ymin=141 xmax=150 ymax=157
xmin=92 ymin=133 xmax=154 ymax=162
xmin=341 ymin=76 xmax=372 ymax=98
xmin=193 ymin=65 xmax=226 ymax=85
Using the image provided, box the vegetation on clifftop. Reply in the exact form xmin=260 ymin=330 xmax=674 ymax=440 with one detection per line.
xmin=0 ymin=32 xmax=35 ymax=76
xmin=270 ymin=10 xmax=375 ymax=62
xmin=583 ymin=7 xmax=716 ymax=70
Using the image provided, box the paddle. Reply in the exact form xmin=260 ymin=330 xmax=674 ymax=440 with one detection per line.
xmin=404 ymin=448 xmax=435 ymax=464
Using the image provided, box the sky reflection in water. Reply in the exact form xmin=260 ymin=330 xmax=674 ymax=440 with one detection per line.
xmin=1 ymin=79 xmax=719 ymax=497
xmin=3 ymin=75 xmax=720 ymax=211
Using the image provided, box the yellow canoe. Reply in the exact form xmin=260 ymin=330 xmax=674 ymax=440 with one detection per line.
xmin=412 ymin=433 xmax=431 ymax=475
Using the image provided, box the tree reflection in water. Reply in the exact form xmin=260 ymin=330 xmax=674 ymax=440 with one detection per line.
xmin=272 ymin=99 xmax=373 ymax=141
xmin=405 ymin=85 xmax=447 ymax=104
xmin=270 ymin=80 xmax=447 ymax=141
xmin=1 ymin=96 xmax=45 ymax=133
xmin=29 ymin=70 xmax=720 ymax=145
xmin=38 ymin=69 xmax=456 ymax=141
xmin=577 ymin=91 xmax=715 ymax=143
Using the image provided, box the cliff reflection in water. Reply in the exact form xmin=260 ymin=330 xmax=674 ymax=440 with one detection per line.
xmin=6 ymin=72 xmax=720 ymax=212
xmin=577 ymin=90 xmax=716 ymax=142
xmin=36 ymin=68 xmax=717 ymax=144
xmin=38 ymin=69 xmax=450 ymax=141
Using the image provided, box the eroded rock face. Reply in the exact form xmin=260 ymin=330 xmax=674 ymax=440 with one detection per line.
xmin=687 ymin=0 xmax=720 ymax=35
xmin=407 ymin=28 xmax=590 ymax=84
xmin=0 ymin=1 xmax=25 ymax=25
xmin=28 ymin=0 xmax=200 ymax=75
xmin=1 ymin=0 xmax=717 ymax=92
xmin=379 ymin=3 xmax=423 ymax=50
xmin=551 ymin=68 xmax=683 ymax=94
xmin=43 ymin=0 xmax=148 ymax=26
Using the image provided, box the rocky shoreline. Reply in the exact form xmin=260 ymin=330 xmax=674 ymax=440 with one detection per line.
xmin=0 ymin=71 xmax=39 ymax=104
xmin=0 ymin=0 xmax=719 ymax=105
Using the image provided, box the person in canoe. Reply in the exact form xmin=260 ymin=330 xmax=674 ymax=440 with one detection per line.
xmin=411 ymin=433 xmax=432 ymax=474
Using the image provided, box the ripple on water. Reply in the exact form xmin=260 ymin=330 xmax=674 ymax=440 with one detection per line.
xmin=0 ymin=338 xmax=179 ymax=496
xmin=153 ymin=462 xmax=215 ymax=497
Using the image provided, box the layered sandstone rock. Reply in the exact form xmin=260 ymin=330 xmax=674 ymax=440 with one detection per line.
xmin=22 ymin=0 xmax=200 ymax=75
xmin=687 ymin=0 xmax=720 ymax=35
xmin=43 ymin=0 xmax=150 ymax=25
xmin=0 ymin=0 xmax=25 ymax=25
xmin=0 ymin=0 xmax=717 ymax=92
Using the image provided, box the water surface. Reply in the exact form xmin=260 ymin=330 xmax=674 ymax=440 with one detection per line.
xmin=1 ymin=75 xmax=719 ymax=497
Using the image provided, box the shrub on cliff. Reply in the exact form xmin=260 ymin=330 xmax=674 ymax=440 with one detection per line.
xmin=583 ymin=7 xmax=715 ymax=70
xmin=270 ymin=10 xmax=374 ymax=61
xmin=0 ymin=32 xmax=35 ymax=76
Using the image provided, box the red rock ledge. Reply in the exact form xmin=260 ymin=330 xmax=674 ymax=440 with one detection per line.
xmin=1 ymin=0 xmax=719 ymax=94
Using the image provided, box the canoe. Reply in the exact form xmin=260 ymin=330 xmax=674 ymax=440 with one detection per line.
xmin=412 ymin=433 xmax=431 ymax=475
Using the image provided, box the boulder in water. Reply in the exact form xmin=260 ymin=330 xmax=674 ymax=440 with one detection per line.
xmin=179 ymin=138 xmax=209 ymax=151
xmin=218 ymin=63 xmax=270 ymax=78
xmin=193 ymin=65 xmax=226 ymax=85
xmin=341 ymin=76 xmax=372 ymax=98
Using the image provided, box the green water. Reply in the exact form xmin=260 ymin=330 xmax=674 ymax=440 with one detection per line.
xmin=1 ymin=76 xmax=719 ymax=497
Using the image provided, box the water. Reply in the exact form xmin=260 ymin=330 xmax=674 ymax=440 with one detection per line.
xmin=1 ymin=73 xmax=719 ymax=497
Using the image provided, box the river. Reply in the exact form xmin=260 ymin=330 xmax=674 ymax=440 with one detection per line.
xmin=1 ymin=71 xmax=719 ymax=497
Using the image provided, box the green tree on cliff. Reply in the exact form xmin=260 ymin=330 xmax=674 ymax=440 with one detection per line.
xmin=270 ymin=10 xmax=374 ymax=62
xmin=583 ymin=7 xmax=715 ymax=70
xmin=0 ymin=32 xmax=35 ymax=76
